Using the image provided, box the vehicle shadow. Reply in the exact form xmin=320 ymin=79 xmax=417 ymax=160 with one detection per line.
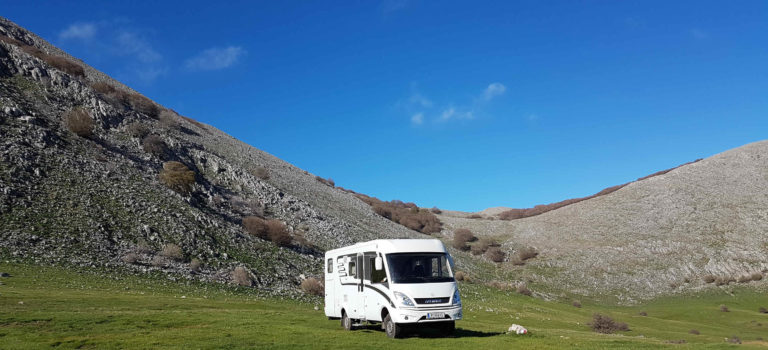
xmin=355 ymin=325 xmax=502 ymax=339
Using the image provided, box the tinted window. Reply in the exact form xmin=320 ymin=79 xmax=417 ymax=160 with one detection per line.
xmin=386 ymin=253 xmax=453 ymax=284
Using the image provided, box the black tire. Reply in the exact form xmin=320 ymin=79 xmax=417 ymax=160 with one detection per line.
xmin=341 ymin=311 xmax=354 ymax=331
xmin=440 ymin=321 xmax=455 ymax=334
xmin=384 ymin=314 xmax=403 ymax=338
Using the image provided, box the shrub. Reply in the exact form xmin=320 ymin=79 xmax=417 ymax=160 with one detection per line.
xmin=266 ymin=219 xmax=291 ymax=247
xmin=90 ymin=82 xmax=116 ymax=95
xmin=516 ymin=283 xmax=532 ymax=296
xmin=0 ymin=35 xmax=24 ymax=47
xmin=142 ymin=135 xmax=168 ymax=158
xmin=127 ymin=93 xmax=159 ymax=118
xmin=190 ymin=259 xmax=202 ymax=272
xmin=315 ymin=176 xmax=335 ymax=187
xmin=485 ymin=247 xmax=506 ymax=263
xmin=639 ymin=311 xmax=647 ymax=316
xmin=589 ymin=313 xmax=629 ymax=334
xmin=121 ymin=253 xmax=138 ymax=264
xmin=719 ymin=304 xmax=729 ymax=312
xmin=572 ymin=301 xmax=582 ymax=308
xmin=751 ymin=272 xmax=763 ymax=281
xmin=738 ymin=275 xmax=752 ymax=283
xmin=254 ymin=167 xmax=270 ymax=180
xmin=159 ymin=110 xmax=181 ymax=130
xmin=452 ymin=229 xmax=475 ymax=250
xmin=430 ymin=207 xmax=442 ymax=214
xmin=468 ymin=214 xmax=483 ymax=219
xmin=45 ymin=55 xmax=85 ymax=77
xmin=454 ymin=271 xmax=467 ymax=282
xmin=160 ymin=243 xmax=184 ymax=261
xmin=727 ymin=336 xmax=741 ymax=344
xmin=63 ymin=108 xmax=94 ymax=137
xmin=126 ymin=122 xmax=150 ymax=139
xmin=243 ymin=216 xmax=269 ymax=239
xmin=151 ymin=256 xmax=165 ymax=267
xmin=232 ymin=266 xmax=253 ymax=286
xmin=512 ymin=246 xmax=539 ymax=265
xmin=159 ymin=161 xmax=196 ymax=195
xmin=301 ymin=277 xmax=324 ymax=296
xmin=357 ymin=194 xmax=442 ymax=234
xmin=759 ymin=307 xmax=767 ymax=314
xmin=703 ymin=275 xmax=716 ymax=283
xmin=689 ymin=329 xmax=700 ymax=335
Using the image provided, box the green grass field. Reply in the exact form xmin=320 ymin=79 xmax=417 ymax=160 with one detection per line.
xmin=0 ymin=263 xmax=766 ymax=349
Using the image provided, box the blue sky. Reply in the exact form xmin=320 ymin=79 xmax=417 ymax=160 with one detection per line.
xmin=4 ymin=1 xmax=767 ymax=212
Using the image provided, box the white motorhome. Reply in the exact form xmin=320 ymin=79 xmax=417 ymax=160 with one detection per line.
xmin=324 ymin=239 xmax=462 ymax=338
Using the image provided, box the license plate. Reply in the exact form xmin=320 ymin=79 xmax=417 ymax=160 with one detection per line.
xmin=426 ymin=312 xmax=445 ymax=319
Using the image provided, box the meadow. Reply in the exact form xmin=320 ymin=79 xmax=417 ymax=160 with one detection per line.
xmin=0 ymin=262 xmax=766 ymax=349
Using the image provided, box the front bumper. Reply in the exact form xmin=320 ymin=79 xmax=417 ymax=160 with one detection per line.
xmin=390 ymin=306 xmax=462 ymax=324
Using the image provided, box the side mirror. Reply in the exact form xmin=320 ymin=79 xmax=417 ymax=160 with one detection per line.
xmin=374 ymin=257 xmax=383 ymax=271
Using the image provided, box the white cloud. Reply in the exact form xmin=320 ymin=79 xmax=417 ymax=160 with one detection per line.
xmin=411 ymin=113 xmax=424 ymax=125
xmin=116 ymin=31 xmax=161 ymax=63
xmin=185 ymin=46 xmax=245 ymax=71
xmin=483 ymin=82 xmax=506 ymax=101
xmin=59 ymin=23 xmax=96 ymax=40
xmin=440 ymin=107 xmax=474 ymax=121
xmin=409 ymin=93 xmax=432 ymax=108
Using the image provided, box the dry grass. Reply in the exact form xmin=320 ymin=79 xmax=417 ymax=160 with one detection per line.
xmin=430 ymin=207 xmax=442 ymax=214
xmin=452 ymin=228 xmax=475 ymax=250
xmin=159 ymin=161 xmax=196 ymax=195
xmin=300 ymin=277 xmax=324 ymax=296
xmin=572 ymin=301 xmax=582 ymax=308
xmin=90 ymin=82 xmax=116 ymax=95
xmin=758 ymin=307 xmax=767 ymax=314
xmin=516 ymin=283 xmax=532 ymax=296
xmin=160 ymin=244 xmax=184 ymax=261
xmin=589 ymin=313 xmax=629 ymax=334
xmin=190 ymin=259 xmax=202 ymax=272
xmin=485 ymin=247 xmax=506 ymax=263
xmin=243 ymin=216 xmax=269 ymax=240
xmin=44 ymin=55 xmax=85 ymax=77
xmin=63 ymin=108 xmax=94 ymax=138
xmin=159 ymin=110 xmax=181 ymax=130
xmin=126 ymin=122 xmax=150 ymax=139
xmin=142 ymin=135 xmax=168 ymax=158
xmin=232 ymin=266 xmax=253 ymax=286
xmin=266 ymin=220 xmax=291 ymax=247
xmin=121 ymin=253 xmax=138 ymax=264
xmin=719 ymin=304 xmax=729 ymax=312
xmin=703 ymin=275 xmax=716 ymax=283
xmin=454 ymin=271 xmax=468 ymax=282
xmin=689 ymin=329 xmax=700 ymax=335
xmin=253 ymin=167 xmax=270 ymax=180
xmin=512 ymin=246 xmax=539 ymax=265
xmin=127 ymin=93 xmax=159 ymax=118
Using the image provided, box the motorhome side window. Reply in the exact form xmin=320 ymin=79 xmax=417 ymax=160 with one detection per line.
xmin=327 ymin=258 xmax=333 ymax=273
xmin=368 ymin=255 xmax=387 ymax=283
xmin=347 ymin=255 xmax=356 ymax=277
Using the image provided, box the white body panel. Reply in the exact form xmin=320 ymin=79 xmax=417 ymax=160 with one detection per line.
xmin=324 ymin=239 xmax=463 ymax=325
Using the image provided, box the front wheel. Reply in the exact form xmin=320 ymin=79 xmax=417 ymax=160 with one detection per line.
xmin=341 ymin=311 xmax=354 ymax=331
xmin=384 ymin=314 xmax=403 ymax=338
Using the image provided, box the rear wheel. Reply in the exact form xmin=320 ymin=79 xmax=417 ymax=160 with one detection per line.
xmin=384 ymin=314 xmax=403 ymax=338
xmin=341 ymin=311 xmax=354 ymax=330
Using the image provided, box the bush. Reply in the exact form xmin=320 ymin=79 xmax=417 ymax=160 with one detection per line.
xmin=719 ymin=304 xmax=729 ymax=312
xmin=266 ymin=219 xmax=291 ymax=247
xmin=639 ymin=311 xmax=647 ymax=316
xmin=128 ymin=93 xmax=159 ymax=118
xmin=430 ymin=207 xmax=442 ymax=214
xmin=727 ymin=336 xmax=741 ymax=344
xmin=0 ymin=35 xmax=24 ymax=47
xmin=301 ymin=277 xmax=324 ymax=296
xmin=159 ymin=161 xmax=196 ymax=195
xmin=159 ymin=110 xmax=181 ymax=130
xmin=254 ymin=167 xmax=270 ymax=180
xmin=452 ymin=229 xmax=475 ymax=250
xmin=160 ymin=243 xmax=184 ymax=261
xmin=703 ymin=275 xmax=716 ymax=283
xmin=454 ymin=271 xmax=468 ymax=282
xmin=751 ymin=272 xmax=763 ymax=281
xmin=468 ymin=214 xmax=482 ymax=219
xmin=121 ymin=253 xmax=138 ymax=264
xmin=151 ymin=256 xmax=166 ymax=267
xmin=90 ymin=82 xmax=116 ymax=95
xmin=572 ymin=301 xmax=582 ymax=308
xmin=589 ymin=313 xmax=629 ymax=334
xmin=315 ymin=176 xmax=335 ymax=187
xmin=190 ymin=259 xmax=202 ymax=272
xmin=357 ymin=195 xmax=442 ymax=234
xmin=126 ymin=122 xmax=150 ymax=139
xmin=232 ymin=266 xmax=253 ymax=286
xmin=63 ymin=108 xmax=94 ymax=137
xmin=142 ymin=135 xmax=168 ymax=158
xmin=759 ymin=307 xmax=768 ymax=314
xmin=516 ymin=283 xmax=532 ymax=296
xmin=689 ymin=329 xmax=700 ymax=335
xmin=243 ymin=216 xmax=269 ymax=239
xmin=512 ymin=246 xmax=539 ymax=265
xmin=485 ymin=247 xmax=506 ymax=263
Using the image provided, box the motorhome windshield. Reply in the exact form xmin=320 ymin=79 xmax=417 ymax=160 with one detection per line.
xmin=386 ymin=253 xmax=453 ymax=284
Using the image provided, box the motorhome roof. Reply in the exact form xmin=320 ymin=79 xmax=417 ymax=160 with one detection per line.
xmin=325 ymin=239 xmax=447 ymax=257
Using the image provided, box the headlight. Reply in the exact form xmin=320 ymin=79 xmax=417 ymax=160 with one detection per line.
xmin=452 ymin=288 xmax=461 ymax=306
xmin=393 ymin=291 xmax=415 ymax=307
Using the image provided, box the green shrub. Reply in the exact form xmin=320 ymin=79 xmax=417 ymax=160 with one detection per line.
xmin=159 ymin=161 xmax=196 ymax=195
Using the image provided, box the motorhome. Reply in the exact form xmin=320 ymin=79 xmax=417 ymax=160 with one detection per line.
xmin=324 ymin=239 xmax=462 ymax=338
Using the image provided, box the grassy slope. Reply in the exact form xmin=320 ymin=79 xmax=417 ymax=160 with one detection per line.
xmin=0 ymin=263 xmax=766 ymax=349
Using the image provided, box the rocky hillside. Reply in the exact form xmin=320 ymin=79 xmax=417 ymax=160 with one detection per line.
xmin=441 ymin=140 xmax=768 ymax=302
xmin=0 ymin=17 xmax=423 ymax=296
